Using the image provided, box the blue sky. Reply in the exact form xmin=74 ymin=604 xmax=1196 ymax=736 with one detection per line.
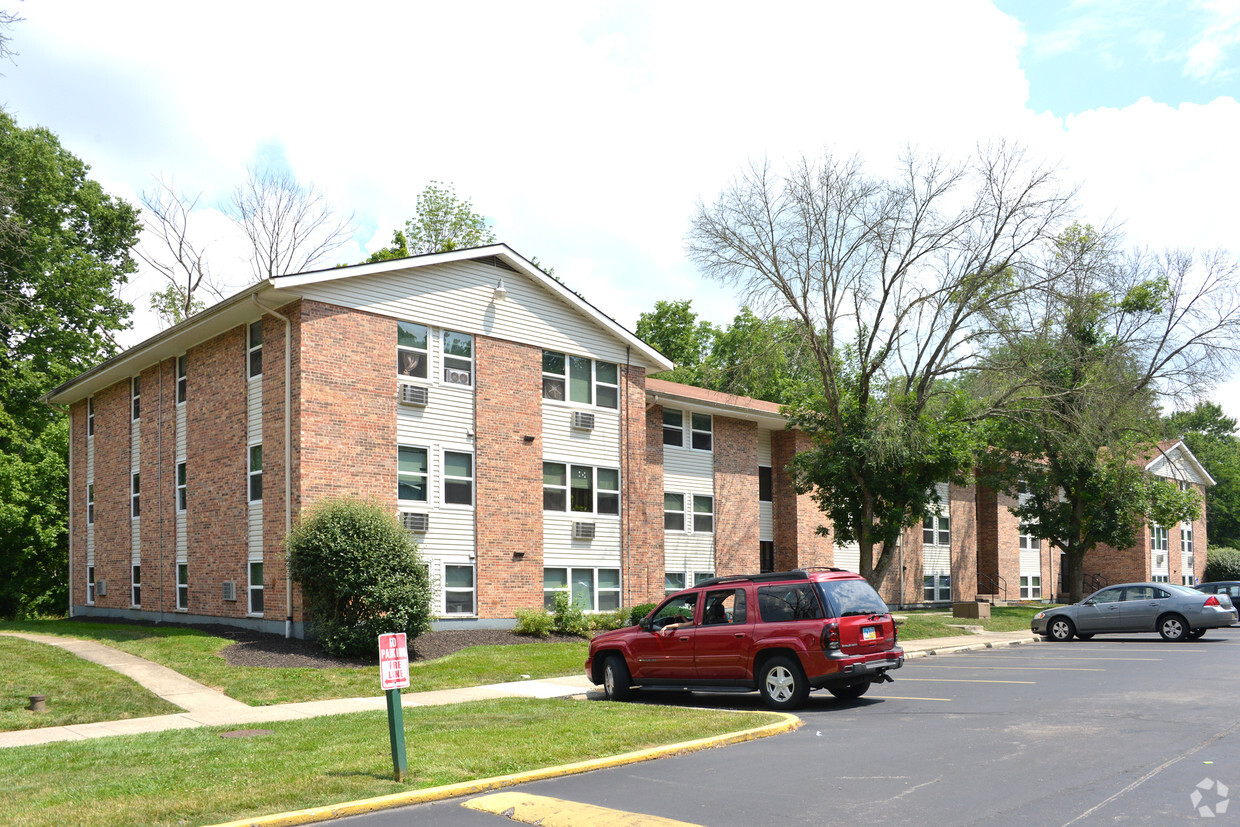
xmin=4 ymin=0 xmax=1239 ymax=418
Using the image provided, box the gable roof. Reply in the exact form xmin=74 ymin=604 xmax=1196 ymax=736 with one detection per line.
xmin=44 ymin=244 xmax=672 ymax=405
xmin=1143 ymin=439 xmax=1217 ymax=487
xmin=646 ymin=377 xmax=787 ymax=428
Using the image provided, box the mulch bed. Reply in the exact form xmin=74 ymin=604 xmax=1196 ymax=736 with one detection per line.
xmin=65 ymin=616 xmax=580 ymax=669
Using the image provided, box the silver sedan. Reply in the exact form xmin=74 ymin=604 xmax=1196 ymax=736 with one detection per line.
xmin=1032 ymin=582 xmax=1238 ymax=642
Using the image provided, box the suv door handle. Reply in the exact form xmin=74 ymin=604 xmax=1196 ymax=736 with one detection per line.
xmin=734 ymin=633 xmax=745 ymax=638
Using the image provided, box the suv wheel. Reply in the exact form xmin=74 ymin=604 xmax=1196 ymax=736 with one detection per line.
xmin=828 ymin=682 xmax=870 ymax=701
xmin=603 ymin=655 xmax=632 ymax=702
xmin=758 ymin=655 xmax=809 ymax=710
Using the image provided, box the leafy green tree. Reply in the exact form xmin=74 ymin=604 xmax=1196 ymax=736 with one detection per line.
xmin=287 ymin=498 xmax=432 ymax=657
xmin=0 ymin=110 xmax=140 ymax=618
xmin=369 ymin=182 xmax=496 ymax=261
xmin=1204 ymin=546 xmax=1240 ymax=580
xmin=1164 ymin=402 xmax=1240 ymax=548
xmin=700 ymin=308 xmax=818 ymax=404
xmin=635 ymin=299 xmax=717 ymax=385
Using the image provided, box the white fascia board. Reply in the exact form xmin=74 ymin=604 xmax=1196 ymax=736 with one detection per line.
xmin=272 ymin=244 xmax=674 ymax=372
xmin=1145 ymin=440 xmax=1217 ymax=487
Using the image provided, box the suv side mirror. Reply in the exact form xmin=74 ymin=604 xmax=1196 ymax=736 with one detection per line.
xmin=639 ymin=616 xmax=653 ymax=632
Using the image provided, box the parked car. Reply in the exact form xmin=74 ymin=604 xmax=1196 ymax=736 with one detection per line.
xmin=585 ymin=569 xmax=904 ymax=710
xmin=1032 ymin=582 xmax=1238 ymax=642
xmin=1196 ymin=581 xmax=1240 ymax=602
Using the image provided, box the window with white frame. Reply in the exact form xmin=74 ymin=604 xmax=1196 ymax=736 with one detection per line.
xmin=664 ymin=493 xmax=685 ymax=530
xmin=694 ymin=571 xmax=716 ymax=586
xmin=176 ymin=355 xmax=187 ymax=403
xmin=543 ymin=463 xmax=619 ymax=515
xmin=398 ymin=446 xmax=428 ymax=503
xmin=921 ymin=574 xmax=950 ymax=602
xmin=1181 ymin=521 xmax=1194 ymax=554
xmin=1152 ymin=573 xmax=1170 ymax=583
xmin=693 ymin=495 xmax=714 ymax=533
xmin=662 ymin=409 xmax=683 ymax=446
xmin=176 ymin=462 xmax=187 ymax=512
xmin=923 ymin=511 xmax=950 ymax=547
xmin=690 ymin=413 xmax=713 ymax=451
xmin=248 ymin=321 xmax=263 ymax=379
xmin=131 ymin=563 xmax=141 ymax=606
xmin=87 ymin=565 xmax=95 ymax=604
xmin=1018 ymin=524 xmax=1040 ymax=550
xmin=665 ymin=572 xmax=685 ymax=594
xmin=444 ymin=564 xmax=475 ymax=614
xmin=1150 ymin=523 xmax=1169 ymax=552
xmin=760 ymin=541 xmax=775 ymax=573
xmin=176 ymin=563 xmax=188 ymax=610
xmin=87 ymin=396 xmax=95 ymax=436
xmin=1020 ymin=575 xmax=1041 ymax=599
xmin=248 ymin=561 xmax=264 ymax=614
xmin=397 ymin=321 xmax=428 ymax=379
xmin=131 ymin=376 xmax=141 ymax=420
xmin=248 ymin=444 xmax=263 ymax=502
xmin=443 ymin=451 xmax=473 ymax=505
xmin=442 ymin=330 xmax=472 ymax=385
xmin=595 ymin=362 xmax=618 ymax=408
xmin=543 ymin=567 xmax=621 ymax=611
xmin=540 ymin=351 xmax=619 ymax=408
xmin=87 ymin=482 xmax=95 ymax=524
xmin=131 ymin=472 xmax=140 ymax=519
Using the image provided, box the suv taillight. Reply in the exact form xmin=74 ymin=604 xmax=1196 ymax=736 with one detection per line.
xmin=1204 ymin=595 xmax=1221 ymax=607
xmin=822 ymin=621 xmax=840 ymax=650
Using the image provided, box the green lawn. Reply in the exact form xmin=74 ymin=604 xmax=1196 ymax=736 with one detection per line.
xmin=3 ymin=698 xmax=779 ymax=827
xmin=0 ymin=620 xmax=587 ymax=706
xmin=896 ymin=604 xmax=1053 ymax=639
xmin=0 ymin=636 xmax=180 ymax=731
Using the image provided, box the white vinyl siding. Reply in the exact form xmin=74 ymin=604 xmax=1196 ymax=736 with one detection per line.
xmin=758 ymin=430 xmax=773 ymax=541
xmin=130 ymin=416 xmax=140 ymax=558
xmin=1147 ymin=448 xmax=1208 ymax=486
xmin=247 ymin=366 xmax=263 ymax=565
xmin=835 ymin=540 xmax=860 ymax=573
xmin=923 ymin=482 xmax=951 ymax=586
xmin=86 ymin=431 xmax=95 ymax=561
xmin=175 ymin=403 xmax=187 ymax=559
xmin=541 ymin=405 xmax=621 ymax=466
xmin=1018 ymin=485 xmax=1041 ymax=587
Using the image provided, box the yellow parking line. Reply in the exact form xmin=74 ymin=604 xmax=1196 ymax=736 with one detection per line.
xmin=910 ymin=665 xmax=1102 ymax=671
xmin=976 ymin=656 xmax=1159 ymax=661
xmin=463 ymin=792 xmax=703 ymax=827
xmin=899 ymin=678 xmax=1035 ymax=684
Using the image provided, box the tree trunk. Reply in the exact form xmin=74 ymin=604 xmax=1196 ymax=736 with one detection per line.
xmin=1064 ymin=547 xmax=1085 ymax=604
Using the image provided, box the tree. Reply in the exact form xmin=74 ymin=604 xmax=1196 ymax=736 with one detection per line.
xmin=699 ymin=308 xmax=819 ymax=404
xmin=1164 ymin=402 xmax=1240 ymax=548
xmin=287 ymin=498 xmax=432 ymax=657
xmin=372 ymin=181 xmax=495 ymax=259
xmin=0 ymin=110 xmax=140 ymax=618
xmin=981 ymin=226 xmax=1240 ymax=601
xmin=635 ymin=299 xmax=717 ymax=385
xmin=687 ymin=145 xmax=1073 ymax=589
xmin=231 ymin=166 xmax=356 ymax=281
xmin=136 ymin=177 xmax=223 ymax=327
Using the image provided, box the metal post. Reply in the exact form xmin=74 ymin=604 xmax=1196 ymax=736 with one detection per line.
xmin=385 ymin=688 xmax=407 ymax=781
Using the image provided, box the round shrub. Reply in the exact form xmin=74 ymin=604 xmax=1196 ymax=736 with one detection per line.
xmin=550 ymin=592 xmax=590 ymax=637
xmin=1204 ymin=547 xmax=1240 ymax=582
xmin=513 ymin=607 xmax=554 ymax=638
xmin=629 ymin=603 xmax=657 ymax=626
xmin=287 ymin=498 xmax=432 ymax=658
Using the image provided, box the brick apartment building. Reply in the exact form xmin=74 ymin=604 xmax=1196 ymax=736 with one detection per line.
xmin=44 ymin=246 xmax=1213 ymax=636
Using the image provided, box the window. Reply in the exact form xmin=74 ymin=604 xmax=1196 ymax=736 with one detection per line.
xmin=131 ymin=564 xmax=141 ymax=606
xmin=665 ymin=572 xmax=685 ymax=595
xmin=595 ymin=362 xmax=618 ymax=409
xmin=541 ymin=351 xmax=566 ymax=401
xmin=176 ymin=462 xmax=187 ymax=512
xmin=693 ymin=495 xmax=714 ymax=533
xmin=568 ymin=355 xmax=591 ymax=404
xmin=924 ymin=511 xmax=950 ymax=547
xmin=1181 ymin=522 xmax=1194 ymax=554
xmin=1152 ymin=574 xmax=1170 ymax=583
xmin=87 ymin=396 xmax=95 ymax=436
xmin=87 ymin=565 xmax=95 ymax=604
xmin=543 ymin=463 xmax=620 ymax=514
xmin=1020 ymin=575 xmax=1041 ymax=599
xmin=694 ymin=571 xmax=716 ymax=586
xmin=540 ymin=351 xmax=618 ymax=408
xmin=760 ymin=540 xmax=775 ymax=573
xmin=397 ymin=321 xmax=429 ymax=379
xmin=1018 ymin=525 xmax=1040 ymax=551
xmin=542 ymin=567 xmax=622 ymax=612
xmin=664 ymin=493 xmax=685 ymax=531
xmin=248 ymin=444 xmax=263 ymax=502
xmin=703 ymin=589 xmax=746 ymax=625
xmin=131 ymin=472 xmax=140 ymax=519
xmin=442 ymin=330 xmax=472 ymax=385
xmin=248 ymin=320 xmax=263 ymax=379
xmin=87 ymin=483 xmax=95 ymax=524
xmin=443 ymin=451 xmax=473 ymax=505
xmin=662 ymin=409 xmax=683 ymax=446
xmin=176 ymin=355 xmax=187 ymax=403
xmin=1150 ymin=523 xmax=1168 ymax=552
xmin=398 ymin=446 xmax=428 ymax=502
xmin=444 ymin=564 xmax=475 ymax=614
xmin=757 ymin=583 xmax=824 ymax=622
xmin=759 ymin=466 xmax=772 ymax=502
xmin=923 ymin=574 xmax=951 ymax=602
xmin=248 ymin=561 xmax=263 ymax=614
xmin=176 ymin=563 xmax=188 ymax=610
xmin=131 ymin=376 xmax=141 ymax=420
xmin=691 ymin=413 xmax=713 ymax=451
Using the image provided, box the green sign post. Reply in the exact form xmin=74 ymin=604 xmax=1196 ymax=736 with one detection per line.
xmin=379 ymin=632 xmax=410 ymax=781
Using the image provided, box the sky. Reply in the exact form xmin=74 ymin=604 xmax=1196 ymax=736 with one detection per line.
xmin=4 ymin=0 xmax=1239 ymax=423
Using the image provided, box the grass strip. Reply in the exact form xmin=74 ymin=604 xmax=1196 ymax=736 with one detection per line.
xmin=0 ymin=636 xmax=179 ymax=731
xmin=2 ymin=697 xmax=777 ymax=827
xmin=896 ymin=605 xmax=1050 ymax=639
xmin=0 ymin=620 xmax=587 ymax=706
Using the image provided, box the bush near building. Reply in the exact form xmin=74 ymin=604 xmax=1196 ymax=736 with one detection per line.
xmin=1204 ymin=547 xmax=1240 ymax=582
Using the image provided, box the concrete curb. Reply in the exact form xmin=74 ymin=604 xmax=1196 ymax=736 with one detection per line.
xmin=207 ymin=712 xmax=802 ymax=827
xmin=903 ymin=634 xmax=1042 ymax=658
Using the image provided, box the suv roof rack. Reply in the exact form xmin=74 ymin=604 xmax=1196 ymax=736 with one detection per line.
xmin=693 ymin=570 xmax=817 ymax=589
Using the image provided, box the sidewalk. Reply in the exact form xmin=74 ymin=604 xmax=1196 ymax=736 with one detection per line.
xmin=0 ymin=628 xmax=1040 ymax=749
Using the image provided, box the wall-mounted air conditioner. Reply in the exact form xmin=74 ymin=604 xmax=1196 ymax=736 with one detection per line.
xmin=222 ymin=581 xmax=237 ymax=602
xmin=573 ymin=521 xmax=596 ymax=540
xmin=445 ymin=370 xmax=471 ymax=386
xmin=402 ymin=512 xmax=429 ymax=533
xmin=399 ymin=384 xmax=429 ymax=406
xmin=96 ymin=580 xmax=107 ymax=596
xmin=572 ymin=411 xmax=595 ymax=430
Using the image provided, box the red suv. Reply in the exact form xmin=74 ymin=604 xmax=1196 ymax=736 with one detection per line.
xmin=586 ymin=569 xmax=903 ymax=710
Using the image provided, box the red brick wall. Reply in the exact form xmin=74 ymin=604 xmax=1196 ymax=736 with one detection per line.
xmin=474 ymin=335 xmax=542 ymax=617
xmin=261 ymin=303 xmax=301 ymax=624
xmin=975 ymin=485 xmax=999 ymax=595
xmin=137 ymin=359 xmax=178 ymax=613
xmin=952 ymin=482 xmax=978 ymax=604
xmin=186 ymin=325 xmax=249 ymax=618
xmin=713 ymin=417 xmax=759 ymax=577
xmin=771 ymin=430 xmax=834 ymax=571
xmin=69 ymin=400 xmax=87 ymax=607
xmin=90 ymin=379 xmax=131 ymax=610
xmin=637 ymin=400 xmax=666 ymax=605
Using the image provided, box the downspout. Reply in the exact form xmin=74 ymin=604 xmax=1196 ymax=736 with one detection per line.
xmin=621 ymin=346 xmax=630 ymax=608
xmin=67 ymin=408 xmax=74 ymax=618
xmin=157 ymin=358 xmax=164 ymax=625
xmin=252 ymin=294 xmax=294 ymax=638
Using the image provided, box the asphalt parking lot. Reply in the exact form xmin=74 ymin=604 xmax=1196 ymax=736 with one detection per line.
xmin=341 ymin=627 xmax=1240 ymax=826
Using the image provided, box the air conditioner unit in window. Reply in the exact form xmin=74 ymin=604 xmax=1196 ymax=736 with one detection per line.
xmin=1155 ymin=554 xmax=1166 ymax=566
xmin=573 ymin=521 xmax=596 ymax=540
xmin=572 ymin=411 xmax=595 ymax=430
xmin=445 ymin=369 xmax=471 ymax=386
xmin=221 ymin=581 xmax=237 ymax=602
xmin=95 ymin=580 xmax=107 ymax=596
xmin=399 ymin=384 xmax=429 ymax=406
xmin=402 ymin=512 xmax=429 ymax=533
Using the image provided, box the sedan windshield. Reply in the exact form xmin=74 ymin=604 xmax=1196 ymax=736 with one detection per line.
xmin=817 ymin=579 xmax=890 ymax=617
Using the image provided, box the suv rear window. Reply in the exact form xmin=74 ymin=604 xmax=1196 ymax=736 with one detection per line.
xmin=817 ymin=579 xmax=889 ymax=617
xmin=757 ymin=584 xmax=824 ymax=622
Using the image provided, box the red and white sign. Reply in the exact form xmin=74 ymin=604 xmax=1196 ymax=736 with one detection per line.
xmin=378 ymin=632 xmax=410 ymax=690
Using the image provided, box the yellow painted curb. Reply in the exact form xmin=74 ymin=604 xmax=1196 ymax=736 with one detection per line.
xmin=209 ymin=712 xmax=801 ymax=827
xmin=464 ymin=791 xmax=704 ymax=826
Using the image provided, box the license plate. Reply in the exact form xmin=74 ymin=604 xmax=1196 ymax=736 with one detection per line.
xmin=862 ymin=626 xmax=877 ymax=641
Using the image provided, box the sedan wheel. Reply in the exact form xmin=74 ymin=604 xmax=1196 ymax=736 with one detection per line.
xmin=1186 ymin=628 xmax=1206 ymax=640
xmin=1159 ymin=614 xmax=1188 ymax=642
xmin=758 ymin=655 xmax=809 ymax=710
xmin=1048 ymin=617 xmax=1075 ymax=642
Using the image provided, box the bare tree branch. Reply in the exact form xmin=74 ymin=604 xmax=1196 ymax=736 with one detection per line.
xmin=136 ymin=176 xmax=224 ymax=328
